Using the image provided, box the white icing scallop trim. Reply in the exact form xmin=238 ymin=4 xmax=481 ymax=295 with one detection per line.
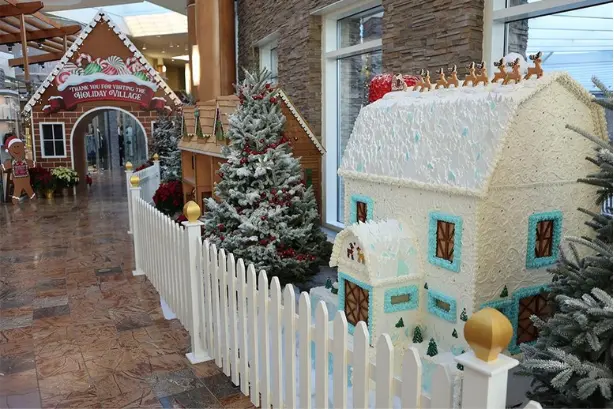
xmin=276 ymin=89 xmax=325 ymax=154
xmin=23 ymin=10 xmax=182 ymax=114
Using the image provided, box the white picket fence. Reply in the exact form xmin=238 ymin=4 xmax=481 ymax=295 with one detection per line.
xmin=127 ymin=178 xmax=543 ymax=409
xmin=125 ymin=158 xmax=160 ymax=234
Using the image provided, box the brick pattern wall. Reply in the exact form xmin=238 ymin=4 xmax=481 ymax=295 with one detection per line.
xmin=237 ymin=0 xmax=485 ymax=139
xmin=31 ymin=106 xmax=158 ymax=169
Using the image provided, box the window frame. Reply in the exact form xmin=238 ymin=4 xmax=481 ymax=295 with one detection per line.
xmin=257 ymin=32 xmax=280 ymax=85
xmin=321 ymin=0 xmax=383 ymax=229
xmin=483 ymin=0 xmax=611 ymax=69
xmin=428 ymin=212 xmax=463 ymax=272
xmin=338 ymin=272 xmax=374 ymax=341
xmin=349 ymin=194 xmax=373 ymax=224
xmin=526 ymin=211 xmax=563 ymax=269
xmin=427 ymin=289 xmax=457 ymax=323
xmin=384 ymin=285 xmax=419 ymax=313
xmin=39 ymin=122 xmax=67 ymax=159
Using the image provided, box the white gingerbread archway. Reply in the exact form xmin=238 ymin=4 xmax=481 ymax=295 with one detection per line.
xmin=69 ymin=106 xmax=149 ymax=171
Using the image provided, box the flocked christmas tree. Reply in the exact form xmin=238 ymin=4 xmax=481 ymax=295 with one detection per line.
xmin=202 ymin=69 xmax=329 ymax=285
xmin=151 ymin=113 xmax=182 ymax=182
xmin=521 ymin=77 xmax=613 ymax=408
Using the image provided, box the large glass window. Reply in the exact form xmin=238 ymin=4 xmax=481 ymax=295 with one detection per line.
xmin=258 ymin=37 xmax=279 ymax=85
xmin=39 ymin=123 xmax=66 ymax=158
xmin=486 ymin=0 xmax=612 ymax=94
xmin=324 ymin=5 xmax=383 ymax=227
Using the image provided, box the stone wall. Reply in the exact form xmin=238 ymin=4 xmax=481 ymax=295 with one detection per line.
xmin=237 ymin=0 xmax=485 ymax=138
xmin=507 ymin=0 xmax=529 ymax=57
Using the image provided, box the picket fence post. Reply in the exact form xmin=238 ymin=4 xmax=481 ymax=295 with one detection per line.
xmin=182 ymin=201 xmax=212 ymax=364
xmin=125 ymin=161 xmax=134 ymax=234
xmin=455 ymin=308 xmax=519 ymax=409
xmin=129 ymin=174 xmax=144 ymax=276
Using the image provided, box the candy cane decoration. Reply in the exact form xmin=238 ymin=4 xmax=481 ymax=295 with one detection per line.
xmin=126 ymin=56 xmax=144 ymax=74
xmin=76 ymin=53 xmax=92 ymax=67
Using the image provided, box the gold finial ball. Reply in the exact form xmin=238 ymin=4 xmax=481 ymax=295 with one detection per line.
xmin=183 ymin=201 xmax=201 ymax=222
xmin=130 ymin=174 xmax=140 ymax=187
xmin=153 ymin=153 xmax=159 ymax=161
xmin=125 ymin=161 xmax=133 ymax=171
xmin=464 ymin=307 xmax=513 ymax=362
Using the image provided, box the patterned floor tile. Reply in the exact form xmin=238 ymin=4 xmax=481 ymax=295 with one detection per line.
xmin=36 ymin=353 xmax=86 ymax=379
xmin=147 ymin=368 xmax=205 ymax=399
xmin=33 ymin=304 xmax=71 ymax=320
xmin=0 ymin=369 xmax=39 ymax=395
xmin=219 ymin=394 xmax=258 ymax=409
xmin=0 ymin=390 xmax=42 ymax=409
xmin=0 ymin=315 xmax=32 ymax=331
xmin=33 ymin=295 xmax=69 ymax=310
xmin=200 ymin=373 xmax=241 ymax=401
xmin=159 ymin=387 xmax=220 ymax=409
xmin=0 ymin=353 xmax=36 ymax=375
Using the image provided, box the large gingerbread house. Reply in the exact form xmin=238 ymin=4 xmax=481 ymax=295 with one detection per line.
xmin=179 ymin=90 xmax=325 ymax=218
xmin=325 ymin=70 xmax=607 ymax=364
xmin=23 ymin=11 xmax=182 ymax=183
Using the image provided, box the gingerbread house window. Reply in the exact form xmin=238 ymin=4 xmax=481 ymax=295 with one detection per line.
xmin=517 ymin=292 xmax=551 ymax=345
xmin=436 ymin=220 xmax=455 ymax=262
xmin=344 ymin=279 xmax=369 ymax=327
xmin=356 ymin=201 xmax=368 ymax=223
xmin=39 ymin=123 xmax=66 ymax=158
xmin=526 ymin=211 xmax=562 ymax=269
xmin=534 ymin=220 xmax=554 ymax=258
xmin=390 ymin=294 xmax=410 ymax=305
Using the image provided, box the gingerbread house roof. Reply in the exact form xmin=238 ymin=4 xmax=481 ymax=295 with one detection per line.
xmin=330 ymin=219 xmax=422 ymax=284
xmin=339 ymin=72 xmax=605 ymax=196
xmin=23 ymin=11 xmax=181 ymax=113
xmin=276 ymin=89 xmax=324 ymax=154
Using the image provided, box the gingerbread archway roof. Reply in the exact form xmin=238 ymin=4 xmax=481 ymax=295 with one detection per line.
xmin=23 ymin=11 xmax=181 ymax=114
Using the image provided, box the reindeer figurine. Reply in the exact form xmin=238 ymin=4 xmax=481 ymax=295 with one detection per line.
xmin=462 ymin=62 xmax=477 ymax=87
xmin=524 ymin=51 xmax=543 ymax=80
xmin=419 ymin=69 xmax=432 ymax=92
xmin=503 ymin=58 xmax=522 ymax=85
xmin=446 ymin=65 xmax=459 ymax=88
xmin=491 ymin=58 xmax=507 ymax=83
xmin=412 ymin=71 xmax=424 ymax=92
xmin=435 ymin=68 xmax=448 ymax=89
xmin=473 ymin=61 xmax=489 ymax=86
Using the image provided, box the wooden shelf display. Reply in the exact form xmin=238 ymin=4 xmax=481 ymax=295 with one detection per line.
xmin=179 ymin=90 xmax=325 ymax=219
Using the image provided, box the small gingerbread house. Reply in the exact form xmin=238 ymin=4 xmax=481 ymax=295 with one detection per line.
xmin=179 ymin=89 xmax=324 ymax=218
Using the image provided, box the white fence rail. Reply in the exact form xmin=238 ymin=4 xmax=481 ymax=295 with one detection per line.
xmin=127 ymin=179 xmax=543 ymax=409
xmin=126 ymin=157 xmax=161 ymax=234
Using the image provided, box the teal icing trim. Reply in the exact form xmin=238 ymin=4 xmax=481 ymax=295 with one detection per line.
xmin=338 ymin=272 xmax=374 ymax=343
xmin=428 ymin=212 xmax=463 ymax=272
xmin=526 ymin=211 xmax=563 ymax=269
xmin=384 ymin=285 xmax=419 ymax=313
xmin=349 ymin=194 xmax=374 ymax=224
xmin=427 ymin=289 xmax=457 ymax=323
xmin=506 ymin=284 xmax=551 ymax=354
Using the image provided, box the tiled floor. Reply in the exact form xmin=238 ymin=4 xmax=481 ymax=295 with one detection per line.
xmin=0 ymin=171 xmax=256 ymax=409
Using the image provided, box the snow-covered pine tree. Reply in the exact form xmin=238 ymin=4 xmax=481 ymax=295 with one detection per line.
xmin=152 ymin=113 xmax=182 ymax=182
xmin=521 ymin=77 xmax=613 ymax=408
xmin=202 ymin=69 xmax=328 ymax=286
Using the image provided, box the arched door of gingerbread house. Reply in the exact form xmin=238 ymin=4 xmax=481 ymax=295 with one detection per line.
xmin=71 ymin=107 xmax=148 ymax=185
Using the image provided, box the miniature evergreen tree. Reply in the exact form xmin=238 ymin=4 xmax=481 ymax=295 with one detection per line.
xmin=424 ymin=282 xmax=428 ymax=290
xmin=426 ymin=338 xmax=438 ymax=357
xmin=412 ymin=326 xmax=423 ymax=343
xmin=500 ymin=285 xmax=508 ymax=298
xmin=395 ymin=318 xmax=404 ymax=328
xmin=521 ymin=77 xmax=613 ymax=408
xmin=460 ymin=308 xmax=468 ymax=322
xmin=202 ymin=69 xmax=329 ymax=286
xmin=325 ymin=278 xmax=332 ymax=289
xmin=452 ymin=329 xmax=458 ymax=338
xmin=151 ymin=113 xmax=182 ymax=182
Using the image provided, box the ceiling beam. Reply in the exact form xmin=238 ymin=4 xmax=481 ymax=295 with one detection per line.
xmin=0 ymin=24 xmax=80 ymax=44
xmin=9 ymin=51 xmax=63 ymax=67
xmin=0 ymin=18 xmax=73 ymax=52
xmin=0 ymin=1 xmax=44 ymax=18
xmin=2 ymin=0 xmax=62 ymax=28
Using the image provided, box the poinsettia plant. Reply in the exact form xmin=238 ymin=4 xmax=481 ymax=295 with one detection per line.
xmin=29 ymin=166 xmax=54 ymax=191
xmin=153 ymin=180 xmax=183 ymax=216
xmin=51 ymin=167 xmax=79 ymax=188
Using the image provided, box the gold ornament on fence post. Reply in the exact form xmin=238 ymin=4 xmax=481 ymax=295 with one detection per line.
xmin=125 ymin=161 xmax=133 ymax=171
xmin=130 ymin=175 xmax=140 ymax=188
xmin=183 ymin=201 xmax=201 ymax=222
xmin=153 ymin=153 xmax=159 ymax=161
xmin=464 ymin=307 xmax=513 ymax=362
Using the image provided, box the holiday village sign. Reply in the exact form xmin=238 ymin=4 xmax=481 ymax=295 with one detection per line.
xmin=42 ymin=54 xmax=169 ymax=114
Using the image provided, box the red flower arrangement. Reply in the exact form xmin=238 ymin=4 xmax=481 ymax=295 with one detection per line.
xmin=29 ymin=166 xmax=55 ymax=192
xmin=86 ymin=175 xmax=93 ymax=186
xmin=153 ymin=180 xmax=183 ymax=216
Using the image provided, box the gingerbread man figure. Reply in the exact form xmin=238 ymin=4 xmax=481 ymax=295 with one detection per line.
xmin=2 ymin=135 xmax=36 ymax=204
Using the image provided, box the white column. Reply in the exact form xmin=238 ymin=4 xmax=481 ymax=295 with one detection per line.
xmin=125 ymin=162 xmax=134 ymax=234
xmin=455 ymin=351 xmax=519 ymax=409
xmin=131 ymin=180 xmax=144 ymax=277
xmin=183 ymin=203 xmax=212 ymax=364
